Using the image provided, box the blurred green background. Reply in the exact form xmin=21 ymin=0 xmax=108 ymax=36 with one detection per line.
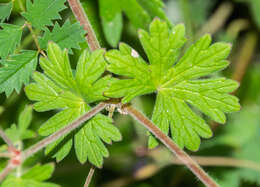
xmin=1 ymin=0 xmax=260 ymax=186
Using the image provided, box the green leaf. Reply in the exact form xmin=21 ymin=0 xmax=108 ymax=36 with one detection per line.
xmin=213 ymin=106 xmax=260 ymax=148
xmin=39 ymin=20 xmax=86 ymax=54
xmin=25 ymin=43 xmax=121 ymax=166
xmin=2 ymin=174 xmax=59 ymax=187
xmin=211 ymin=105 xmax=260 ymax=185
xmin=121 ymin=0 xmax=151 ymax=29
xmin=105 ymin=19 xmax=240 ymax=151
xmin=99 ymin=0 xmax=122 ymax=47
xmin=5 ymin=124 xmax=20 ymax=143
xmin=0 ymin=24 xmax=23 ymax=58
xmin=218 ymin=171 xmax=240 ymax=187
xmin=235 ymin=138 xmax=260 ymax=185
xmin=0 ymin=2 xmax=13 ymax=22
xmin=105 ymin=43 xmax=155 ymax=103
xmin=22 ymin=0 xmax=66 ymax=30
xmin=137 ymin=0 xmax=171 ymax=25
xmin=4 ymin=105 xmax=35 ymax=142
xmin=18 ymin=105 xmax=33 ymax=132
xmin=98 ymin=0 xmax=169 ymax=47
xmin=75 ymin=114 xmax=121 ymax=167
xmin=0 ymin=50 xmax=38 ymax=96
xmin=22 ymin=163 xmax=55 ymax=181
xmin=249 ymin=0 xmax=260 ymax=28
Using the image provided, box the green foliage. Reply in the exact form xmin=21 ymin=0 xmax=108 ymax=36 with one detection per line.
xmin=5 ymin=105 xmax=35 ymax=143
xmin=105 ymin=19 xmax=240 ymax=151
xmin=215 ymin=105 xmax=260 ymax=185
xmin=25 ymin=43 xmax=121 ymax=167
xmin=235 ymin=0 xmax=260 ymax=29
xmin=99 ymin=0 xmax=170 ymax=47
xmin=22 ymin=0 xmax=66 ymax=30
xmin=0 ymin=50 xmax=38 ymax=96
xmin=81 ymin=0 xmax=106 ymax=47
xmin=0 ymin=24 xmax=23 ymax=58
xmin=213 ymin=106 xmax=260 ymax=147
xmin=39 ymin=20 xmax=86 ymax=54
xmin=99 ymin=0 xmax=122 ymax=47
xmin=249 ymin=0 xmax=260 ymax=28
xmin=0 ymin=2 xmax=12 ymax=22
xmin=1 ymin=163 xmax=59 ymax=187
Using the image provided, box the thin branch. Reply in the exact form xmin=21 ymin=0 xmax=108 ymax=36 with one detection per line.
xmin=22 ymin=102 xmax=107 ymax=161
xmin=173 ymin=156 xmax=260 ymax=171
xmin=84 ymin=166 xmax=95 ymax=187
xmin=124 ymin=105 xmax=219 ymax=187
xmin=0 ymin=129 xmax=14 ymax=148
xmin=0 ymin=164 xmax=12 ymax=182
xmin=67 ymin=0 xmax=100 ymax=51
xmin=25 ymin=22 xmax=45 ymax=56
xmin=17 ymin=0 xmax=46 ymax=56
xmin=0 ymin=152 xmax=10 ymax=158
xmin=198 ymin=2 xmax=233 ymax=36
xmin=232 ymin=32 xmax=258 ymax=83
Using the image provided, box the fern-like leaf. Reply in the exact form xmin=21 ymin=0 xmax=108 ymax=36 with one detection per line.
xmin=22 ymin=0 xmax=66 ymax=30
xmin=0 ymin=50 xmax=38 ymax=96
xmin=0 ymin=24 xmax=23 ymax=58
xmin=0 ymin=2 xmax=13 ymax=23
xmin=39 ymin=20 xmax=86 ymax=54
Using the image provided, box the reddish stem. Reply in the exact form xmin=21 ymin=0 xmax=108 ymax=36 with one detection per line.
xmin=22 ymin=102 xmax=107 ymax=161
xmin=67 ymin=0 xmax=100 ymax=51
xmin=125 ymin=105 xmax=219 ymax=187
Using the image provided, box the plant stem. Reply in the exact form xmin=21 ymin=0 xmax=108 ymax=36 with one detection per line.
xmin=0 ymin=153 xmax=10 ymax=158
xmin=124 ymin=105 xmax=219 ymax=187
xmin=0 ymin=129 xmax=14 ymax=148
xmin=172 ymin=155 xmax=260 ymax=171
xmin=22 ymin=102 xmax=107 ymax=161
xmin=67 ymin=0 xmax=100 ymax=51
xmin=198 ymin=2 xmax=233 ymax=36
xmin=232 ymin=32 xmax=258 ymax=83
xmin=25 ymin=22 xmax=44 ymax=54
xmin=17 ymin=0 xmax=45 ymax=56
xmin=0 ymin=164 xmax=12 ymax=182
xmin=84 ymin=166 xmax=95 ymax=187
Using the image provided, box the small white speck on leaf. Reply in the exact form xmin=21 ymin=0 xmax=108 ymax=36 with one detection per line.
xmin=131 ymin=49 xmax=139 ymax=58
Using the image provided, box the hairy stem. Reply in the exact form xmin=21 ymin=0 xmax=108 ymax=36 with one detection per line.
xmin=0 ymin=129 xmax=14 ymax=148
xmin=124 ymin=105 xmax=219 ymax=187
xmin=0 ymin=164 xmax=12 ymax=182
xmin=17 ymin=0 xmax=45 ymax=56
xmin=22 ymin=102 xmax=107 ymax=161
xmin=67 ymin=0 xmax=100 ymax=51
xmin=84 ymin=166 xmax=95 ymax=187
xmin=25 ymin=22 xmax=44 ymax=55
xmin=173 ymin=155 xmax=260 ymax=171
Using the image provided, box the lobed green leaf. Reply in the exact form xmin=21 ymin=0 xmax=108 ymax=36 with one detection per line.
xmin=25 ymin=43 xmax=121 ymax=167
xmin=105 ymin=19 xmax=240 ymax=151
